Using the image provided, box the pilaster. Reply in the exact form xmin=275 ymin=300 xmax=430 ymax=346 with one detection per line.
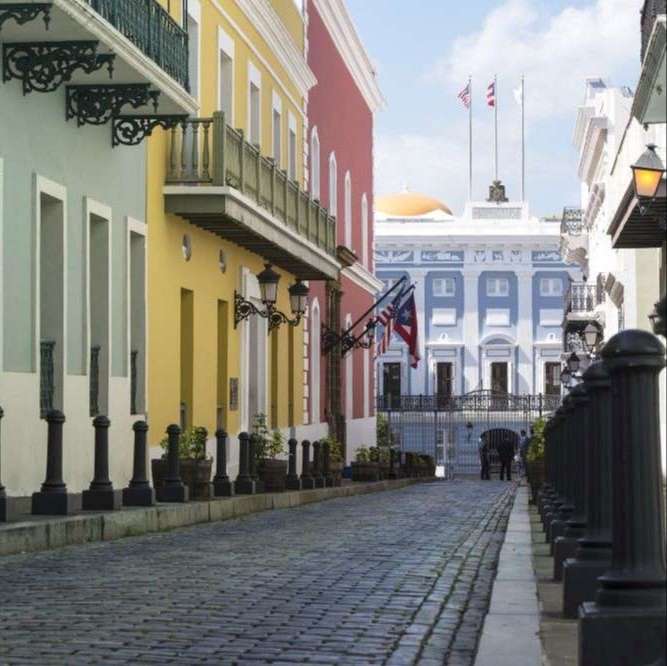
xmin=517 ymin=270 xmax=534 ymax=393
xmin=463 ymin=270 xmax=480 ymax=392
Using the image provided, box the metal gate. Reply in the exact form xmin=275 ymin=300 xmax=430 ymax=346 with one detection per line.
xmin=378 ymin=391 xmax=558 ymax=478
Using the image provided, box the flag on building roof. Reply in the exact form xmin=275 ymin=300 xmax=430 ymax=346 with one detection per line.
xmin=487 ymin=80 xmax=496 ymax=107
xmin=457 ymin=82 xmax=471 ymax=109
xmin=393 ymin=292 xmax=420 ymax=368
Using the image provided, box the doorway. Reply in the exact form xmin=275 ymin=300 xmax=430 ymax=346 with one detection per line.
xmin=383 ymin=362 xmax=401 ymax=409
xmin=491 ymin=362 xmax=508 ymax=393
xmin=436 ymin=362 xmax=453 ymax=406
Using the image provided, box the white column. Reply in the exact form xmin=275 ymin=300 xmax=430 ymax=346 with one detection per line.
xmin=411 ymin=269 xmax=428 ymax=395
xmin=516 ymin=270 xmax=533 ymax=393
xmin=463 ymin=271 xmax=480 ymax=392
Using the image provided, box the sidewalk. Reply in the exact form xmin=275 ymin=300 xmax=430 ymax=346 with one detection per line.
xmin=474 ymin=484 xmax=578 ymax=666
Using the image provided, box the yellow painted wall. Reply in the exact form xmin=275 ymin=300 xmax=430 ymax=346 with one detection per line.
xmin=145 ymin=0 xmax=308 ymax=443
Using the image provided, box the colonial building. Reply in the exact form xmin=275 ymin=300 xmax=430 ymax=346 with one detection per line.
xmin=303 ymin=0 xmax=383 ymax=460
xmin=375 ymin=189 xmax=581 ymax=403
xmin=0 ymin=0 xmax=195 ymax=503
xmin=155 ymin=0 xmax=339 ymax=473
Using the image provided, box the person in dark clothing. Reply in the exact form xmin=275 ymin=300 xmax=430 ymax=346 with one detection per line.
xmin=479 ymin=436 xmax=490 ymax=480
xmin=497 ymin=435 xmax=516 ymax=481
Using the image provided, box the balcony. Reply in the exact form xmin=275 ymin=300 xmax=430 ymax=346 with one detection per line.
xmin=559 ymin=207 xmax=587 ymax=269
xmin=634 ymin=2 xmax=666 ymax=125
xmin=164 ymin=114 xmax=340 ymax=282
xmin=641 ymin=0 xmax=666 ymax=62
xmin=562 ymin=281 xmax=604 ymax=348
xmin=0 ymin=0 xmax=196 ymax=142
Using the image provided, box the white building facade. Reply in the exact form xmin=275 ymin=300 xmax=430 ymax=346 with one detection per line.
xmin=375 ymin=190 xmax=582 ymax=403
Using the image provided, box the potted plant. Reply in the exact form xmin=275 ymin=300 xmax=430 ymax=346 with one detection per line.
xmin=321 ymin=435 xmax=344 ymax=486
xmin=526 ymin=418 xmax=547 ymax=503
xmin=152 ymin=426 xmax=213 ymax=499
xmin=252 ymin=413 xmax=287 ymax=492
xmin=351 ymin=447 xmax=380 ymax=482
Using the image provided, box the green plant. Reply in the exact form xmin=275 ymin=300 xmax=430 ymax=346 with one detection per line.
xmin=320 ymin=435 xmax=343 ymax=463
xmin=376 ymin=413 xmax=395 ymax=448
xmin=527 ymin=417 xmax=546 ymax=462
xmin=251 ymin=413 xmax=285 ymax=460
xmin=355 ymin=447 xmax=371 ymax=463
xmin=159 ymin=426 xmax=209 ymax=460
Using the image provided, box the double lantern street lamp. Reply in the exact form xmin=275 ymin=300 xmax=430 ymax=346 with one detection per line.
xmin=562 ymin=322 xmax=603 ymax=390
xmin=234 ymin=264 xmax=309 ymax=332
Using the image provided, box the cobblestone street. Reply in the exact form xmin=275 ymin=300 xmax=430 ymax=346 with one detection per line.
xmin=0 ymin=481 xmax=515 ymax=665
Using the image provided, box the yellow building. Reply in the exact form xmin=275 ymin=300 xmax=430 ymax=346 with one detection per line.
xmin=146 ymin=0 xmax=339 ymax=462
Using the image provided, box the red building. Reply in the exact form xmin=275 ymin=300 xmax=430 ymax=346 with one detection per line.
xmin=302 ymin=0 xmax=384 ymax=461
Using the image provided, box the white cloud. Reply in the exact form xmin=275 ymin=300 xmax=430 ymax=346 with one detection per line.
xmin=375 ymin=0 xmax=641 ymax=215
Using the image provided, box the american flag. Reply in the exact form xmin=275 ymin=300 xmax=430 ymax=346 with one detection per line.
xmin=487 ymin=80 xmax=496 ymax=107
xmin=375 ymin=302 xmax=396 ymax=358
xmin=457 ymin=82 xmax=471 ymax=109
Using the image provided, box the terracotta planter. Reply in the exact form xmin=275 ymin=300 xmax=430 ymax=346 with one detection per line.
xmin=258 ymin=458 xmax=288 ymax=493
xmin=151 ymin=458 xmax=213 ymax=500
xmin=351 ymin=461 xmax=380 ymax=482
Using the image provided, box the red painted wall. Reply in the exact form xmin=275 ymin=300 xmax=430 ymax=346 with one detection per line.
xmin=306 ymin=0 xmax=376 ymax=426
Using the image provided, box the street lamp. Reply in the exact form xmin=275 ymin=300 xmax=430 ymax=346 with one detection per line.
xmin=288 ymin=280 xmax=309 ymax=319
xmin=631 ymin=144 xmax=665 ymax=202
xmin=257 ymin=263 xmax=280 ymax=308
xmin=583 ymin=322 xmax=602 ymax=354
xmin=567 ymin=352 xmax=580 ymax=374
xmin=560 ymin=366 xmax=572 ymax=388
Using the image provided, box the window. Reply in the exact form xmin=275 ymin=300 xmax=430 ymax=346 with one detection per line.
xmin=344 ymin=171 xmax=352 ymax=248
xmin=361 ymin=193 xmax=369 ymax=267
xmin=248 ymin=63 xmax=261 ymax=146
xmin=272 ymin=93 xmax=282 ymax=166
xmin=310 ymin=127 xmax=320 ymax=199
xmin=540 ymin=277 xmax=563 ymax=296
xmin=383 ymin=362 xmax=401 ymax=409
xmin=431 ymin=308 xmax=457 ymax=326
xmin=287 ymin=112 xmax=297 ymax=181
xmin=544 ymin=362 xmax=561 ymax=396
xmin=218 ymin=27 xmax=234 ymax=123
xmin=433 ymin=278 xmax=455 ymax=296
xmin=328 ymin=152 xmax=337 ymax=217
xmin=436 ymin=363 xmax=453 ymax=402
xmin=486 ymin=308 xmax=510 ymax=326
xmin=487 ymin=277 xmax=509 ymax=296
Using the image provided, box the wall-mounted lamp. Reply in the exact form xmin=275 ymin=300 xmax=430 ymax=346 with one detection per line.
xmin=582 ymin=322 xmax=603 ymax=355
xmin=566 ymin=352 xmax=580 ymax=374
xmin=234 ymin=264 xmax=308 ymax=332
xmin=631 ymin=144 xmax=666 ymax=230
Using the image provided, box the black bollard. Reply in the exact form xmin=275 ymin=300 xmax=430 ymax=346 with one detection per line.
xmin=300 ymin=440 xmax=315 ymax=489
xmin=235 ymin=432 xmax=256 ymax=495
xmin=249 ymin=433 xmax=265 ymax=493
xmin=541 ymin=413 xmax=561 ymax=531
xmin=32 ymin=410 xmax=77 ymax=515
xmin=312 ymin=440 xmax=325 ymax=488
xmin=553 ymin=384 xmax=589 ymax=580
xmin=579 ymin=330 xmax=666 ymax=665
xmin=156 ymin=424 xmax=189 ymax=502
xmin=547 ymin=400 xmax=574 ymax=544
xmin=82 ymin=416 xmax=122 ymax=510
xmin=213 ymin=428 xmax=234 ymax=497
xmin=562 ymin=361 xmax=613 ymax=617
xmin=123 ymin=421 xmax=155 ymax=506
xmin=286 ymin=438 xmax=301 ymax=491
xmin=0 ymin=406 xmax=7 ymax=522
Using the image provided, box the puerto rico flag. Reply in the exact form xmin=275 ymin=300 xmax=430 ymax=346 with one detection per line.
xmin=487 ymin=80 xmax=496 ymax=107
xmin=393 ymin=292 xmax=421 ymax=368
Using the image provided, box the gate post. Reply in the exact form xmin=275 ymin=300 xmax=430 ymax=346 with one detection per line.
xmin=579 ymin=330 xmax=666 ymax=665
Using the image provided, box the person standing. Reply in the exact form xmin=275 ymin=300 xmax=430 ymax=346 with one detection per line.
xmin=479 ymin=435 xmax=490 ymax=480
xmin=497 ymin=434 xmax=515 ymax=481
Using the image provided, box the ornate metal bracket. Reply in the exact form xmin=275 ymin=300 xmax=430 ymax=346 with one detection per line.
xmin=112 ymin=114 xmax=188 ymax=147
xmin=66 ymin=84 xmax=160 ymax=126
xmin=321 ymin=320 xmax=375 ymax=356
xmin=0 ymin=3 xmax=51 ymax=31
xmin=233 ymin=291 xmax=302 ymax=333
xmin=3 ymin=41 xmax=115 ymax=95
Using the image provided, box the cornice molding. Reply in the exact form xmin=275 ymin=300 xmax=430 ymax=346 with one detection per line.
xmin=342 ymin=261 xmax=384 ymax=294
xmin=311 ymin=0 xmax=385 ymax=112
xmin=236 ymin=0 xmax=316 ymax=97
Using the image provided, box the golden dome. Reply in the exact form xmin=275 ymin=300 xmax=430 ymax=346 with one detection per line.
xmin=376 ymin=191 xmax=452 ymax=217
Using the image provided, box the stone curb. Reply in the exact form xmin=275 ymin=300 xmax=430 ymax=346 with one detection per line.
xmin=0 ymin=478 xmax=426 ymax=557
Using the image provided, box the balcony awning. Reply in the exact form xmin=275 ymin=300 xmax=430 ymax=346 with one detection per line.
xmin=608 ymin=180 xmax=667 ymax=249
xmin=164 ymin=186 xmax=341 ymax=281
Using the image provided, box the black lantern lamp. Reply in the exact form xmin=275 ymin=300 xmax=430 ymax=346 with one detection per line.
xmin=632 ymin=144 xmax=665 ymax=203
xmin=567 ymin=351 xmax=580 ymax=374
xmin=234 ymin=264 xmax=308 ymax=331
xmin=583 ymin=322 xmax=602 ymax=354
xmin=560 ymin=366 xmax=572 ymax=388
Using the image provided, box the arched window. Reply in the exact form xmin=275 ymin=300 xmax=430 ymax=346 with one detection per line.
xmin=361 ymin=193 xmax=368 ymax=267
xmin=310 ymin=299 xmax=321 ymax=424
xmin=328 ymin=152 xmax=337 ymax=217
xmin=344 ymin=171 xmax=352 ymax=249
xmin=310 ymin=127 xmax=320 ymax=200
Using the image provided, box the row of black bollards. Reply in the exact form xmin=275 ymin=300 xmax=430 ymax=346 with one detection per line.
xmin=536 ymin=329 xmax=665 ymax=666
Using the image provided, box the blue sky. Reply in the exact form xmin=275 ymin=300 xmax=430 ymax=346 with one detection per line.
xmin=346 ymin=0 xmax=643 ymax=217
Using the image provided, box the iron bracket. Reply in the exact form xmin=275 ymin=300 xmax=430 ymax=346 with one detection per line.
xmin=111 ymin=114 xmax=188 ymax=147
xmin=66 ymin=84 xmax=160 ymax=126
xmin=0 ymin=3 xmax=51 ymax=31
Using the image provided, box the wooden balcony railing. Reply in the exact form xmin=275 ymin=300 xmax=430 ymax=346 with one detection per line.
xmin=83 ymin=0 xmax=189 ymax=89
xmin=166 ymin=113 xmax=337 ymax=259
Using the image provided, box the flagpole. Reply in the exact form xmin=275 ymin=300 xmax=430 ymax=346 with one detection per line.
xmin=494 ymin=74 xmax=498 ymax=181
xmin=468 ymin=75 xmax=473 ymax=201
xmin=521 ymin=75 xmax=525 ymax=201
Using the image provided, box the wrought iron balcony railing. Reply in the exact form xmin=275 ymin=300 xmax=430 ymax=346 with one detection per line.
xmin=166 ymin=113 xmax=337 ymax=259
xmin=83 ymin=0 xmax=189 ymax=90
xmin=40 ymin=340 xmax=56 ymax=418
xmin=565 ymin=282 xmax=601 ymax=314
xmin=561 ymin=206 xmax=584 ymax=236
xmin=641 ymin=0 xmax=666 ymax=61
